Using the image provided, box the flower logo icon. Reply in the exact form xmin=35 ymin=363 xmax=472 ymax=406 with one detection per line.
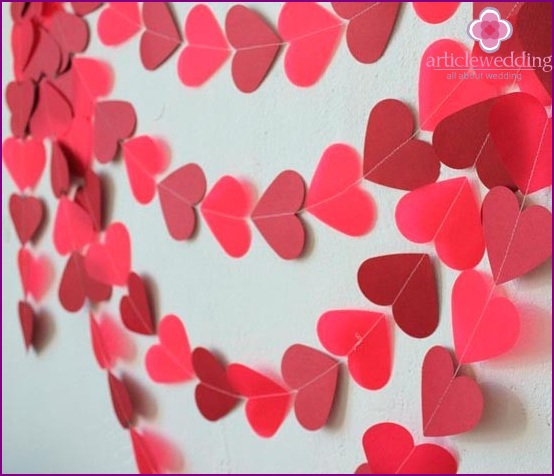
xmin=468 ymin=7 xmax=512 ymax=53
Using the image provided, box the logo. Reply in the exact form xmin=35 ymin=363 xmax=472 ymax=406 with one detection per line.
xmin=468 ymin=7 xmax=513 ymax=53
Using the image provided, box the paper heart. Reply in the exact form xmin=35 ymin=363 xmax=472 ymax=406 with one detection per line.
xmin=192 ymin=347 xmax=239 ymax=421
xmin=482 ymin=186 xmax=552 ymax=284
xmin=120 ymin=272 xmax=155 ymax=335
xmin=23 ymin=28 xmax=61 ymax=81
xmin=419 ymin=39 xmax=500 ymax=131
xmin=49 ymin=11 xmax=89 ymax=62
xmin=433 ymin=98 xmax=516 ymax=190
xmin=97 ymin=2 xmax=141 ymax=46
xmin=178 ymin=4 xmax=230 ymax=87
xmin=19 ymin=301 xmax=35 ymax=351
xmin=306 ymin=144 xmax=374 ymax=236
xmin=58 ymin=117 xmax=94 ymax=176
xmin=85 ymin=222 xmax=131 ymax=286
xmin=356 ymin=422 xmax=457 ymax=474
xmin=227 ymin=363 xmax=291 ymax=438
xmin=332 ymin=2 xmax=400 ymax=64
xmin=29 ymin=80 xmax=73 ymax=139
xmin=50 ymin=142 xmax=71 ymax=198
xmin=108 ymin=372 xmax=135 ymax=428
xmin=130 ymin=428 xmax=182 ymax=474
xmin=59 ymin=252 xmax=112 ymax=312
xmin=396 ymin=177 xmax=485 ymax=270
xmin=200 ymin=176 xmax=252 ymax=258
xmin=11 ymin=19 xmax=35 ymax=79
xmin=18 ymin=248 xmax=52 ymax=302
xmin=489 ymin=93 xmax=552 ymax=193
xmin=452 ymin=269 xmax=520 ymax=364
xmin=6 ymin=79 xmax=35 ymax=137
xmin=53 ymin=196 xmax=96 ymax=255
xmin=358 ymin=254 xmax=438 ymax=338
xmin=140 ymin=2 xmax=181 ymax=70
xmin=145 ymin=315 xmax=194 ymax=384
xmin=75 ymin=170 xmax=103 ymax=232
xmin=281 ymin=344 xmax=338 ymax=431
xmin=2 ymin=137 xmax=45 ymax=191
xmin=158 ymin=163 xmax=206 ymax=240
xmin=413 ymin=2 xmax=459 ymax=24
xmin=9 ymin=194 xmax=44 ymax=244
xmin=93 ymin=100 xmax=137 ymax=163
xmin=251 ymin=170 xmax=306 ymax=259
xmin=278 ymin=2 xmax=343 ymax=87
xmin=226 ymin=5 xmax=281 ymax=93
xmin=422 ymin=345 xmax=484 ymax=436
xmin=123 ymin=136 xmax=168 ymax=204
xmin=364 ymin=99 xmax=440 ymax=190
xmin=90 ymin=312 xmax=135 ymax=370
xmin=317 ymin=310 xmax=391 ymax=390
xmin=71 ymin=2 xmax=103 ymax=16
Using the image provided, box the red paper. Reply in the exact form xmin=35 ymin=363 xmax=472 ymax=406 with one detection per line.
xmin=251 ymin=170 xmax=306 ymax=260
xmin=306 ymin=144 xmax=375 ymax=236
xmin=50 ymin=142 xmax=71 ymax=198
xmin=413 ymin=2 xmax=459 ymax=24
xmin=422 ymin=346 xmax=483 ymax=436
xmin=177 ymin=4 xmax=230 ymax=87
xmin=71 ymin=2 xmax=103 ymax=16
xmin=6 ymin=79 xmax=35 ymax=138
xmin=18 ymin=301 xmax=35 ymax=351
xmin=364 ymin=99 xmax=440 ymax=190
xmin=140 ymin=2 xmax=181 ymax=70
xmin=93 ymin=100 xmax=136 ymax=163
xmin=482 ymin=186 xmax=552 ymax=284
xmin=29 ymin=80 xmax=73 ymax=139
xmin=108 ymin=372 xmax=135 ymax=428
xmin=226 ymin=5 xmax=281 ymax=93
xmin=131 ymin=428 xmax=182 ymax=474
xmin=11 ymin=19 xmax=35 ymax=80
xmin=358 ymin=254 xmax=438 ymax=338
xmin=192 ymin=347 xmax=239 ymax=421
xmin=120 ymin=272 xmax=156 ymax=335
xmin=158 ymin=163 xmax=206 ymax=241
xmin=23 ymin=28 xmax=61 ymax=81
xmin=97 ymin=2 xmax=141 ymax=46
xmin=75 ymin=170 xmax=103 ymax=231
xmin=145 ymin=315 xmax=194 ymax=384
xmin=395 ymin=177 xmax=485 ymax=270
xmin=200 ymin=176 xmax=252 ymax=258
xmin=227 ymin=363 xmax=291 ymax=438
xmin=9 ymin=194 xmax=44 ymax=244
xmin=49 ymin=11 xmax=89 ymax=59
xmin=332 ymin=2 xmax=400 ymax=64
xmin=53 ymin=196 xmax=96 ymax=255
xmin=2 ymin=137 xmax=45 ymax=191
xmin=281 ymin=344 xmax=338 ymax=431
xmin=18 ymin=248 xmax=52 ymax=302
xmin=356 ymin=422 xmax=457 ymax=474
xmin=317 ymin=310 xmax=391 ymax=390
xmin=90 ymin=312 xmax=135 ymax=370
xmin=278 ymin=2 xmax=343 ymax=87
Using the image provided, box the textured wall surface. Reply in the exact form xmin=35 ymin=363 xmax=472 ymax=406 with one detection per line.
xmin=2 ymin=2 xmax=552 ymax=474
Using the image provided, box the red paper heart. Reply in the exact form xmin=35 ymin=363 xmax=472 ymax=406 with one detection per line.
xmin=332 ymin=2 xmax=400 ymax=64
xmin=9 ymin=194 xmax=44 ymax=244
xmin=364 ymin=99 xmax=440 ymax=190
xmin=356 ymin=422 xmax=457 ymax=474
xmin=433 ymin=98 xmax=516 ymax=190
xmin=227 ymin=363 xmax=291 ymax=438
xmin=53 ymin=196 xmax=96 ymax=255
xmin=71 ymin=2 xmax=103 ymax=16
xmin=93 ymin=100 xmax=136 ymax=163
xmin=50 ymin=142 xmax=71 ymax=198
xmin=108 ymin=372 xmax=135 ymax=428
xmin=278 ymin=2 xmax=343 ymax=87
xmin=123 ymin=136 xmax=168 ymax=204
xmin=29 ymin=80 xmax=73 ymax=139
xmin=422 ymin=345 xmax=483 ymax=436
xmin=49 ymin=11 xmax=89 ymax=62
xmin=59 ymin=252 xmax=112 ymax=312
xmin=358 ymin=254 xmax=438 ymax=338
xmin=178 ymin=4 xmax=230 ymax=87
xmin=90 ymin=312 xmax=135 ymax=369
xmin=130 ymin=428 xmax=182 ymax=474
xmin=306 ymin=144 xmax=374 ymax=236
xmin=158 ymin=163 xmax=206 ymax=241
xmin=226 ymin=5 xmax=281 ymax=93
xmin=85 ymin=222 xmax=131 ymax=286
xmin=483 ymin=186 xmax=552 ymax=284
xmin=18 ymin=301 xmax=35 ymax=351
xmin=489 ymin=93 xmax=552 ymax=193
xmin=419 ymin=39 xmax=500 ymax=131
xmin=281 ymin=344 xmax=338 ymax=431
xmin=140 ymin=2 xmax=181 ymax=70
xmin=396 ymin=177 xmax=485 ymax=270
xmin=452 ymin=269 xmax=519 ymax=364
xmin=145 ymin=315 xmax=194 ymax=384
xmin=58 ymin=117 xmax=94 ymax=175
xmin=200 ymin=176 xmax=252 ymax=257
xmin=75 ymin=170 xmax=103 ymax=231
xmin=2 ymin=137 xmax=45 ymax=191
xmin=251 ymin=170 xmax=306 ymax=259
xmin=120 ymin=272 xmax=155 ymax=335
xmin=192 ymin=347 xmax=239 ymax=421
xmin=11 ymin=19 xmax=35 ymax=79
xmin=18 ymin=248 xmax=52 ymax=302
xmin=23 ymin=28 xmax=61 ymax=81
xmin=413 ymin=2 xmax=459 ymax=24
xmin=317 ymin=310 xmax=391 ymax=390
xmin=6 ymin=79 xmax=35 ymax=138
xmin=97 ymin=2 xmax=141 ymax=46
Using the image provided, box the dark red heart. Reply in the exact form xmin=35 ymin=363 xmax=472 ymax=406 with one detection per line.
xmin=120 ymin=272 xmax=156 ymax=335
xmin=93 ymin=100 xmax=136 ymax=163
xmin=18 ymin=300 xmax=35 ymax=351
xmin=108 ymin=372 xmax=135 ymax=428
xmin=75 ymin=170 xmax=103 ymax=232
xmin=50 ymin=142 xmax=71 ymax=198
xmin=140 ymin=2 xmax=181 ymax=70
xmin=6 ymin=79 xmax=36 ymax=138
xmin=9 ymin=194 xmax=44 ymax=244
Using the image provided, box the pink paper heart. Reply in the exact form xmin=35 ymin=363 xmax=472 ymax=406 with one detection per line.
xmin=53 ymin=196 xmax=96 ymax=255
xmin=18 ymin=248 xmax=53 ymax=302
xmin=29 ymin=80 xmax=73 ymax=139
xmin=97 ymin=2 xmax=141 ymax=46
xmin=413 ymin=2 xmax=460 ymax=24
xmin=3 ymin=137 xmax=46 ymax=192
xmin=90 ymin=312 xmax=135 ymax=370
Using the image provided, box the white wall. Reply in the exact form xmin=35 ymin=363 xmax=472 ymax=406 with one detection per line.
xmin=2 ymin=2 xmax=552 ymax=474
